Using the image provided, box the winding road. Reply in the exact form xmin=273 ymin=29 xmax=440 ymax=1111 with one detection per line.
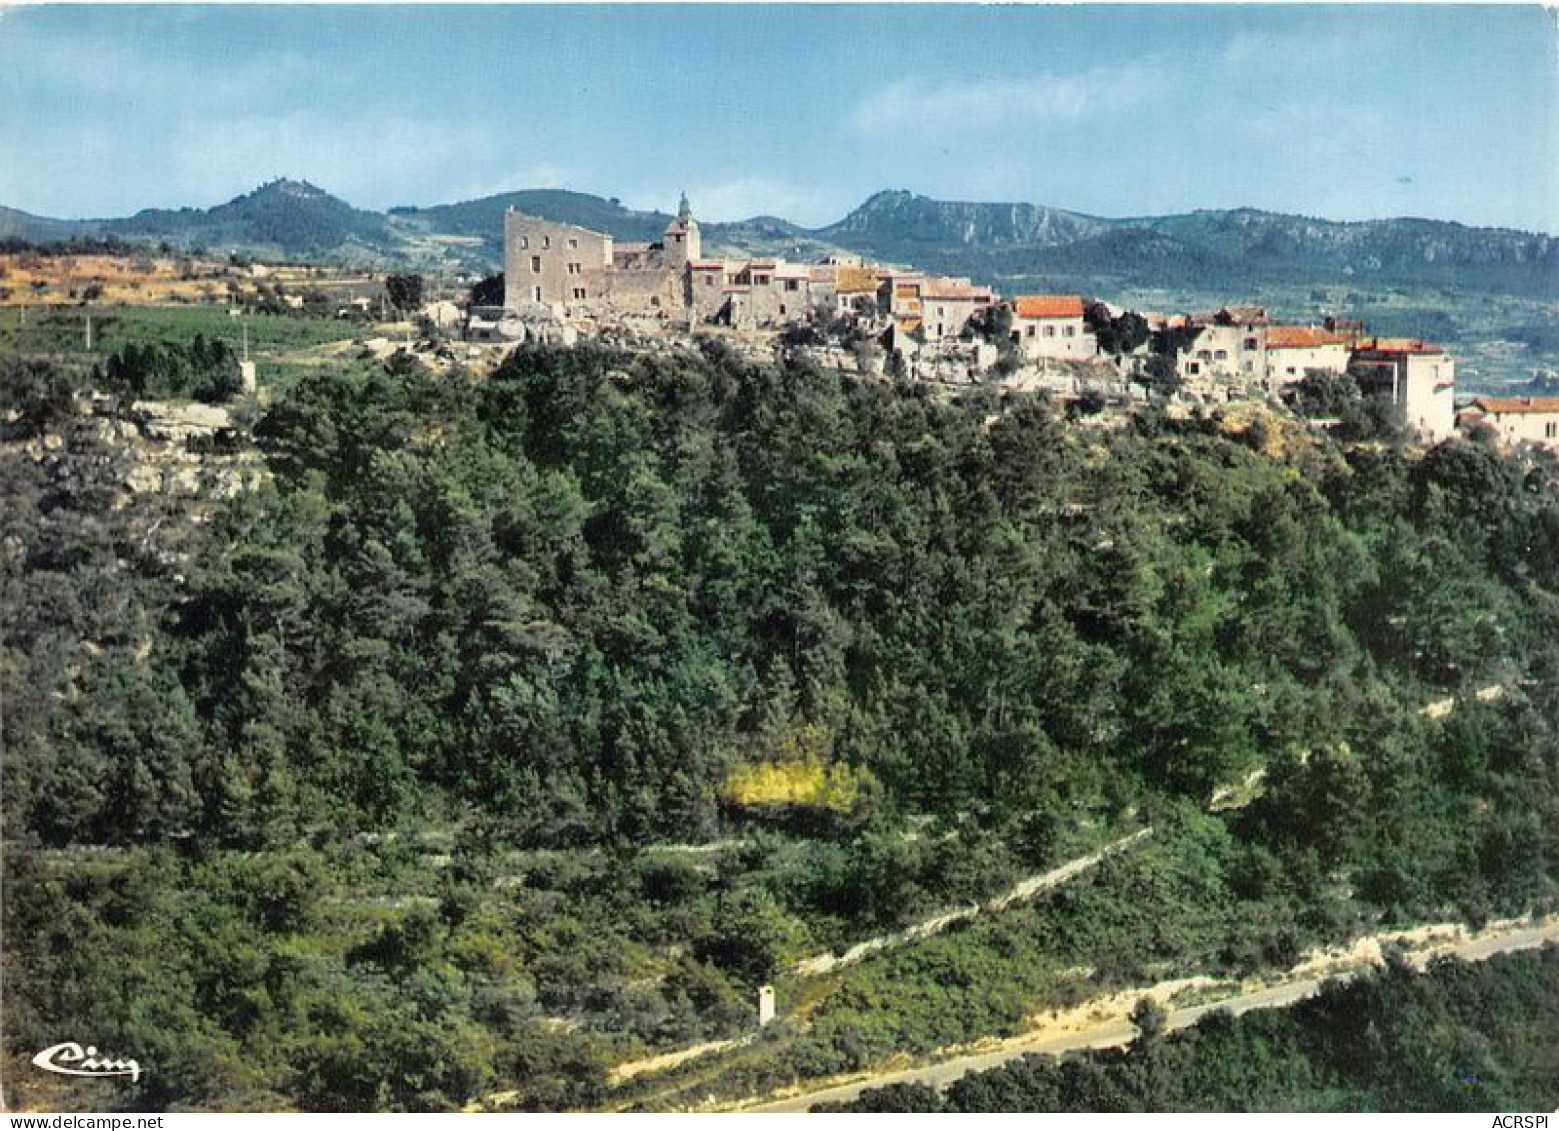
xmin=739 ymin=920 xmax=1559 ymax=1112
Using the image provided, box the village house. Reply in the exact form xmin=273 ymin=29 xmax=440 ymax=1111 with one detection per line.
xmin=1178 ymin=321 xmax=1248 ymax=382
xmin=878 ymin=267 xmax=922 ymax=322
xmin=1009 ymin=295 xmax=1096 ymax=360
xmin=1262 ymin=325 xmax=1352 ymax=389
xmin=1174 ymin=307 xmax=1269 ymax=384
xmin=1456 ymin=396 xmax=1559 ymax=448
xmin=710 ymin=259 xmax=817 ymax=329
xmin=1350 ymin=337 xmax=1456 ymax=441
xmin=919 ymin=278 xmax=996 ymax=341
xmin=888 ymin=278 xmax=924 ymax=336
xmin=829 ymin=263 xmax=883 ymax=318
xmin=689 ymin=258 xmax=733 ymax=320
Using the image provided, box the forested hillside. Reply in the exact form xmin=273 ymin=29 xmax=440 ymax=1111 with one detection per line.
xmin=3 ymin=342 xmax=1558 ymax=1110
xmin=115 ymin=180 xmax=398 ymax=260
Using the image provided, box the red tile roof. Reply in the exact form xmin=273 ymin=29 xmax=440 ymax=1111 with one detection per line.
xmin=1471 ymin=396 xmax=1559 ymax=415
xmin=1266 ymin=326 xmax=1351 ymax=349
xmin=1013 ymin=295 xmax=1084 ymax=319
xmin=1354 ymin=336 xmax=1446 ymax=355
xmin=922 ymin=280 xmax=991 ymax=301
xmin=835 ymin=265 xmax=880 ymax=294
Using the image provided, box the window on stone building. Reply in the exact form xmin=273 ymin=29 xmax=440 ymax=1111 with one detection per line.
xmin=1215 ymin=349 xmax=1227 ymax=360
xmin=786 ymin=279 xmax=799 ymax=292
xmin=1244 ymin=338 xmax=1258 ymax=350
xmin=568 ymin=238 xmax=578 ymax=249
xmin=520 ymin=236 xmax=529 ymax=249
xmin=705 ymin=276 xmax=715 ymax=286
xmin=1189 ymin=362 xmax=1201 ymax=375
xmin=543 ymin=237 xmax=551 ymax=249
xmin=567 ymin=263 xmax=582 ymax=275
xmin=572 ymin=287 xmax=586 ymax=301
xmin=1064 ymin=325 xmax=1076 ymax=337
xmin=1547 ymin=422 xmax=1557 ymax=439
xmin=1044 ymin=325 xmax=1056 ymax=337
xmin=531 ymin=256 xmax=542 ymax=274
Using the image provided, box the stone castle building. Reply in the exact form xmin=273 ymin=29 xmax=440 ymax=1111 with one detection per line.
xmin=500 ymin=196 xmax=989 ymax=334
xmin=503 ymin=195 xmax=699 ymax=319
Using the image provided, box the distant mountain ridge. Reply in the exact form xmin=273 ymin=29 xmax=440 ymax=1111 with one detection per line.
xmin=0 ymin=179 xmax=400 ymax=263
xmin=821 ymin=189 xmax=1114 ymax=249
xmin=119 ymin=179 xmax=397 ymax=257
xmin=4 ymin=181 xmax=1555 ymax=297
xmin=820 ymin=191 xmax=1559 ymax=297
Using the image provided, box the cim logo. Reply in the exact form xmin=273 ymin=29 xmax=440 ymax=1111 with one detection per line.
xmin=31 ymin=1042 xmax=142 ymax=1083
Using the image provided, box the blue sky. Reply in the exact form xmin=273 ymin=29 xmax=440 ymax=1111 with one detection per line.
xmin=1 ymin=4 xmax=1554 ymax=232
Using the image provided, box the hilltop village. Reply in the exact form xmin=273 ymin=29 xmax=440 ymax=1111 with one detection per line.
xmin=460 ymin=196 xmax=1488 ymax=445
xmin=7 ymin=193 xmax=1555 ymax=453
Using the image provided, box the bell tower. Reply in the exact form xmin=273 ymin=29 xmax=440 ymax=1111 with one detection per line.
xmin=663 ymin=192 xmax=701 ymax=266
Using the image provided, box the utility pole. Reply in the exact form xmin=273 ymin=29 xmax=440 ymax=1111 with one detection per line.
xmin=238 ymin=318 xmax=257 ymax=395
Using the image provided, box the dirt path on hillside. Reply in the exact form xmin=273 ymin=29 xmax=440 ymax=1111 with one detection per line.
xmin=791 ymin=827 xmax=1154 ymax=978
xmin=735 ymin=914 xmax=1559 ymax=1112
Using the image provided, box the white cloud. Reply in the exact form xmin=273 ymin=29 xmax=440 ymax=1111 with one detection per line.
xmin=1217 ymin=24 xmax=1375 ymax=75
xmin=7 ymin=25 xmax=349 ymax=114
xmin=849 ymin=60 xmax=1172 ymax=136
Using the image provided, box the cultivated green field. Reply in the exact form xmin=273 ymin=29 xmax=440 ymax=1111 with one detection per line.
xmin=0 ymin=303 xmax=360 ymax=362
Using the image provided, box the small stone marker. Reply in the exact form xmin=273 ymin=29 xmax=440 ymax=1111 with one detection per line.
xmin=757 ymin=984 xmax=776 ymax=1028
